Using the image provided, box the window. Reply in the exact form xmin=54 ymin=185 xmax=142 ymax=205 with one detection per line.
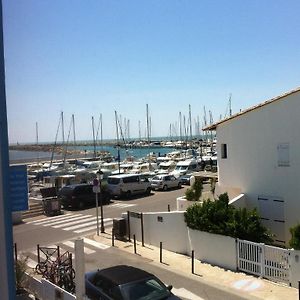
xmin=277 ymin=143 xmax=289 ymax=167
xmin=221 ymin=144 xmax=227 ymax=159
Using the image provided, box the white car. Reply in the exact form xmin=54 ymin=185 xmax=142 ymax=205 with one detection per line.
xmin=151 ymin=174 xmax=181 ymax=191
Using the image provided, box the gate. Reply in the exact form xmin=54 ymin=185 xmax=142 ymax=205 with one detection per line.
xmin=237 ymin=239 xmax=290 ymax=285
xmin=263 ymin=244 xmax=290 ymax=284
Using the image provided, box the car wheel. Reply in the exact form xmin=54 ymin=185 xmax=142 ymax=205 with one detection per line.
xmin=78 ymin=201 xmax=85 ymax=210
xmin=178 ymin=183 xmax=182 ymax=189
xmin=126 ymin=190 xmax=131 ymax=198
xmin=163 ymin=185 xmax=168 ymax=191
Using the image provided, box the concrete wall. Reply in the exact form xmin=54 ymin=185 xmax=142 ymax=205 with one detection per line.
xmin=215 ymin=91 xmax=300 ymax=244
xmin=127 ymin=211 xmax=189 ymax=254
xmin=25 ymin=274 xmax=76 ymax=300
xmin=187 ymin=228 xmax=237 ymax=271
xmin=289 ymin=249 xmax=300 ymax=288
xmin=229 ymin=194 xmax=246 ymax=209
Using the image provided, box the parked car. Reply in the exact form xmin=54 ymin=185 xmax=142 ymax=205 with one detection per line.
xmin=179 ymin=174 xmax=193 ymax=185
xmin=85 ymin=265 xmax=181 ymax=300
xmin=107 ymin=174 xmax=151 ymax=199
xmin=151 ymin=174 xmax=181 ymax=191
xmin=58 ymin=183 xmax=110 ymax=209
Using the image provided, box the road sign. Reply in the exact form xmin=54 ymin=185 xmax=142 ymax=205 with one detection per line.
xmin=93 ymin=185 xmax=100 ymax=193
xmin=9 ymin=165 xmax=29 ymax=212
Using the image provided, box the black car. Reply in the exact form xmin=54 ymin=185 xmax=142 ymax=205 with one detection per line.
xmin=85 ymin=265 xmax=181 ymax=300
xmin=58 ymin=183 xmax=110 ymax=210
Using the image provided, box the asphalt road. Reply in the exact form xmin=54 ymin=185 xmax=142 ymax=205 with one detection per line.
xmin=13 ymin=185 xmax=248 ymax=300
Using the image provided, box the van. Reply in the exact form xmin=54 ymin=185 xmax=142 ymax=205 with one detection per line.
xmin=170 ymin=159 xmax=199 ymax=178
xmin=107 ymin=174 xmax=151 ymax=198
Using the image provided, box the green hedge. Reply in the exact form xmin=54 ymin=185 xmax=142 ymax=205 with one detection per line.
xmin=184 ymin=193 xmax=273 ymax=244
xmin=289 ymin=223 xmax=300 ymax=250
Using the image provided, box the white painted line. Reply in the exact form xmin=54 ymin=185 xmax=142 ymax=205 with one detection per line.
xmin=83 ymin=238 xmax=110 ymax=250
xmin=63 ymin=218 xmax=112 ymax=231
xmin=52 ymin=216 xmax=96 ymax=228
xmin=41 ymin=214 xmax=89 ymax=226
xmin=172 ymin=288 xmax=204 ymax=300
xmin=33 ymin=214 xmax=83 ymax=225
xmin=62 ymin=241 xmax=95 ymax=255
xmin=111 ymin=203 xmax=136 ymax=208
xmin=25 ymin=213 xmax=72 ymax=224
xmin=73 ymin=221 xmax=113 ymax=233
xmin=27 ymin=258 xmax=38 ymax=269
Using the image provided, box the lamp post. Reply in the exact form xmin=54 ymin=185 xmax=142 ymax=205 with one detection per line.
xmin=93 ymin=177 xmax=100 ymax=236
xmin=98 ymin=171 xmax=105 ymax=233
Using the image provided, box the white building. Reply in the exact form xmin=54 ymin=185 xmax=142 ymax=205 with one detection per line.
xmin=204 ymin=87 xmax=300 ymax=246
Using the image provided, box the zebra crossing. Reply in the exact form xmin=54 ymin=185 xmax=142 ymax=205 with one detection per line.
xmin=25 ymin=213 xmax=114 ymax=234
xmin=23 ymin=238 xmax=111 ymax=270
xmin=25 ymin=202 xmax=136 ymax=235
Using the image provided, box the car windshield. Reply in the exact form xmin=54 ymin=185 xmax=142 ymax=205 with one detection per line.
xmin=151 ymin=176 xmax=161 ymax=181
xmin=120 ymin=277 xmax=171 ymax=300
xmin=175 ymin=166 xmax=188 ymax=171
xmin=108 ymin=177 xmax=121 ymax=184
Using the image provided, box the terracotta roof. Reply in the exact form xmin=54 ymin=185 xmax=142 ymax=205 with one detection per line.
xmin=203 ymin=86 xmax=300 ymax=131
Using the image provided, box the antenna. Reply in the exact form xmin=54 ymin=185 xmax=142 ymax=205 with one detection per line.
xmin=229 ymin=93 xmax=232 ymax=116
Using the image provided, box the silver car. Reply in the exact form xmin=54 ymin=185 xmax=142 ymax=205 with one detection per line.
xmin=151 ymin=174 xmax=181 ymax=191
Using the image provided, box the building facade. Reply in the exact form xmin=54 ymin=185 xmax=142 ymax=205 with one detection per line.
xmin=205 ymin=87 xmax=300 ymax=246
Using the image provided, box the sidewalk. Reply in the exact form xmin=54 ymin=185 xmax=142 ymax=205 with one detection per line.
xmin=93 ymin=230 xmax=299 ymax=300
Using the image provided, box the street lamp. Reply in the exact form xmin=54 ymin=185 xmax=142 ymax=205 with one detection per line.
xmin=93 ymin=170 xmax=104 ymax=235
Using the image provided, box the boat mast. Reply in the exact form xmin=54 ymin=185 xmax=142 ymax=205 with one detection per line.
xmin=72 ymin=114 xmax=76 ymax=151
xmin=36 ymin=121 xmax=39 ymax=166
xmin=61 ymin=111 xmax=65 ymax=145
xmin=189 ymin=104 xmax=192 ymax=146
xmin=92 ymin=116 xmax=96 ymax=158
xmin=115 ymin=111 xmax=121 ymax=174
xmin=179 ymin=112 xmax=182 ymax=149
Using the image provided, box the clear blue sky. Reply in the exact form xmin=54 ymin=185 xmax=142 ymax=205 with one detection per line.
xmin=3 ymin=0 xmax=300 ymax=143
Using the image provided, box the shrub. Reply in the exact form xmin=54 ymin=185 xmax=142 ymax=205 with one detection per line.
xmin=15 ymin=256 xmax=28 ymax=293
xmin=184 ymin=192 xmax=273 ymax=243
xmin=289 ymin=223 xmax=300 ymax=250
xmin=185 ymin=179 xmax=203 ymax=201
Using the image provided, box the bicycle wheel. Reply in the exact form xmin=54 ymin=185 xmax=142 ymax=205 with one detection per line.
xmin=35 ymin=261 xmax=48 ymax=275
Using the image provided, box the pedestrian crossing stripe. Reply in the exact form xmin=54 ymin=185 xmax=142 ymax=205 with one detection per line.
xmin=73 ymin=220 xmax=113 ymax=234
xmin=32 ymin=214 xmax=83 ymax=226
xmin=25 ymin=213 xmax=114 ymax=235
xmin=63 ymin=218 xmax=112 ymax=231
xmin=25 ymin=213 xmax=73 ymax=224
xmin=83 ymin=238 xmax=110 ymax=250
xmin=110 ymin=203 xmax=136 ymax=208
xmin=53 ymin=216 xmax=95 ymax=228
xmin=62 ymin=241 xmax=95 ymax=255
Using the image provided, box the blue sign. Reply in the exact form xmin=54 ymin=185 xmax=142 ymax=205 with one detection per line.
xmin=10 ymin=165 xmax=29 ymax=212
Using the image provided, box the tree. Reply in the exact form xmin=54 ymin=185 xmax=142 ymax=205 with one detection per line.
xmin=185 ymin=179 xmax=203 ymax=201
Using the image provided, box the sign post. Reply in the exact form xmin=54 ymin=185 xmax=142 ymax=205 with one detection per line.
xmin=93 ymin=178 xmax=100 ymax=236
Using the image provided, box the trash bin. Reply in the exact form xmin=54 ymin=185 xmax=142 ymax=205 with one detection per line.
xmin=42 ymin=197 xmax=61 ymax=216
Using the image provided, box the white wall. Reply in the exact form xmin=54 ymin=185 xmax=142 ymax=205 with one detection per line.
xmin=187 ymin=228 xmax=237 ymax=270
xmin=289 ymin=249 xmax=300 ymax=288
xmin=128 ymin=211 xmax=189 ymax=254
xmin=215 ymin=91 xmax=300 ymax=244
